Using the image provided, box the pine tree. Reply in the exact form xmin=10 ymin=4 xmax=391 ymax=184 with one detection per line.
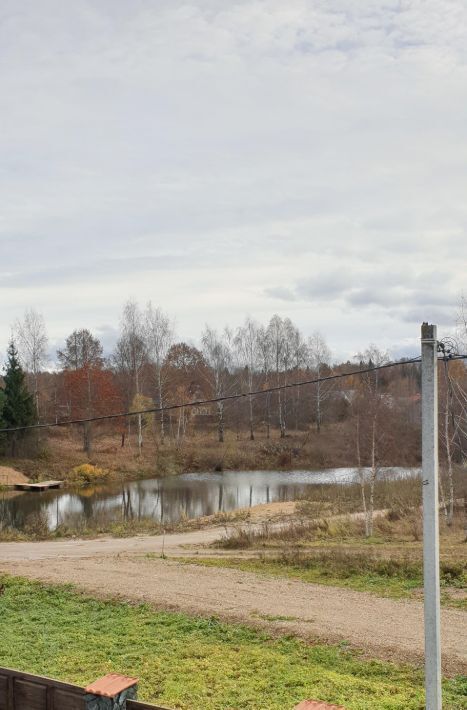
xmin=1 ymin=341 xmax=36 ymax=455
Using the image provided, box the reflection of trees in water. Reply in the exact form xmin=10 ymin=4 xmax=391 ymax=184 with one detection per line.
xmin=0 ymin=491 xmax=57 ymax=530
xmin=80 ymin=494 xmax=95 ymax=521
xmin=218 ymin=485 xmax=223 ymax=511
xmin=2 ymin=472 xmax=385 ymax=532
xmin=119 ymin=481 xmax=155 ymax=521
xmin=1 ymin=480 xmax=289 ymax=530
xmin=121 ymin=487 xmax=133 ymax=519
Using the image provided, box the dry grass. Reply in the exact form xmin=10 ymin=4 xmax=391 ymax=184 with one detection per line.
xmin=210 ymin=506 xmax=467 ymax=607
xmin=1 ymin=420 xmax=421 ymax=484
xmin=0 ymin=504 xmax=252 ymax=541
xmin=215 ymin=501 xmax=466 ymax=549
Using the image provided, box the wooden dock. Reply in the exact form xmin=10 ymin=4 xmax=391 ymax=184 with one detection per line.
xmin=14 ymin=480 xmax=64 ymax=492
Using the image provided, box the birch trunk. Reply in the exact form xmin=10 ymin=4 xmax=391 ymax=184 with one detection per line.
xmin=158 ymin=369 xmax=165 ymax=444
xmin=356 ymin=414 xmax=369 ymax=537
xmin=265 ymin=393 xmax=270 ymax=439
xmin=249 ymin=394 xmax=254 ymax=441
xmin=135 ymin=370 xmax=142 ymax=455
xmin=444 ymin=385 xmax=455 ymax=526
xmin=316 ymin=373 xmax=321 ymax=434
xmin=218 ymin=401 xmax=224 ymax=443
xmin=278 ymin=389 xmax=285 ymax=438
xmin=368 ymin=416 xmax=377 ymax=537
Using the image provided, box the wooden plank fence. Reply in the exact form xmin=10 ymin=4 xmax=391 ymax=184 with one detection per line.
xmin=0 ymin=667 xmax=85 ymax=710
xmin=0 ymin=667 xmax=170 ymax=710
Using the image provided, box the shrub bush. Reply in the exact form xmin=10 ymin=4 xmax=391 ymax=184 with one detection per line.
xmin=69 ymin=463 xmax=109 ymax=484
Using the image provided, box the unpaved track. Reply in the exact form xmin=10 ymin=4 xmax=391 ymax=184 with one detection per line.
xmin=0 ymin=528 xmax=222 ymax=561
xmin=1 ymin=533 xmax=465 ymax=674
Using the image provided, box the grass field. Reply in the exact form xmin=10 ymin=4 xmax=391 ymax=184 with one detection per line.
xmin=0 ymin=576 xmax=465 ymax=710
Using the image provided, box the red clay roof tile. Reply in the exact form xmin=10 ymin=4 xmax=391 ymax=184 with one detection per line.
xmin=85 ymin=673 xmax=138 ymax=698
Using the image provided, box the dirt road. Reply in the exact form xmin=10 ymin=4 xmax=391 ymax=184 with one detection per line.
xmin=0 ymin=527 xmax=222 ymax=561
xmin=1 ymin=531 xmax=465 ymax=674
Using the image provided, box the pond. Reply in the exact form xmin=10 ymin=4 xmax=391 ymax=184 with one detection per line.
xmin=0 ymin=467 xmax=419 ymax=532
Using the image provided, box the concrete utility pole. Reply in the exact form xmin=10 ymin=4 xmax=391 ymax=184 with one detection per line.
xmin=421 ymin=323 xmax=442 ymax=710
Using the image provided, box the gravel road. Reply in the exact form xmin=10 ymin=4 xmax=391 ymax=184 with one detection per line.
xmin=1 ymin=531 xmax=465 ymax=674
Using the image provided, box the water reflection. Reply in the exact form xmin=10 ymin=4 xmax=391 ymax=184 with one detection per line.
xmin=0 ymin=467 xmax=419 ymax=532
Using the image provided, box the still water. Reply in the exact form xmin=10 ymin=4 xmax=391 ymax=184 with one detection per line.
xmin=0 ymin=468 xmax=418 ymax=532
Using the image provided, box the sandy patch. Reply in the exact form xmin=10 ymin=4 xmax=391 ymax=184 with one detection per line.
xmin=0 ymin=466 xmax=30 ymax=486
xmin=246 ymin=500 xmax=297 ymax=521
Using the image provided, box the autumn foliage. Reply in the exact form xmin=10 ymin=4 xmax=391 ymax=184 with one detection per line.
xmin=64 ymin=367 xmax=122 ymax=420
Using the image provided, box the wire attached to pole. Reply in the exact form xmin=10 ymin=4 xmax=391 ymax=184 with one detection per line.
xmin=0 ymin=355 xmax=426 ymax=434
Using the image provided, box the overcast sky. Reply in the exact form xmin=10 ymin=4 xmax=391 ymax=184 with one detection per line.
xmin=1 ymin=0 xmax=466 ymax=363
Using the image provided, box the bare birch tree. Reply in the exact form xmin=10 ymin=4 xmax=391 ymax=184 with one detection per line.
xmin=267 ymin=315 xmax=286 ymax=437
xmin=307 ymin=331 xmax=332 ymax=433
xmin=440 ymin=357 xmax=467 ymax=526
xmin=144 ymin=303 xmax=175 ymax=443
xmin=257 ymin=325 xmax=273 ymax=438
xmin=355 ymin=345 xmax=389 ymax=537
xmin=289 ymin=325 xmax=307 ymax=430
xmin=234 ymin=317 xmax=259 ymax=440
xmin=114 ymin=301 xmax=147 ymax=454
xmin=441 ymin=361 xmax=455 ymax=525
xmin=456 ymin=294 xmax=467 ymax=351
xmin=202 ymin=326 xmax=232 ymax=443
xmin=14 ymin=308 xmax=48 ymax=418
xmin=281 ymin=318 xmax=300 ymax=434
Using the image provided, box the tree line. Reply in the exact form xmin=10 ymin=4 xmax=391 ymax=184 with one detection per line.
xmin=1 ymin=299 xmax=466 ymax=533
xmin=1 ymin=304 xmax=341 ymax=449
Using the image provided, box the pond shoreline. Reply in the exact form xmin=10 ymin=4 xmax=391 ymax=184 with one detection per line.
xmin=0 ymin=467 xmax=420 ymax=540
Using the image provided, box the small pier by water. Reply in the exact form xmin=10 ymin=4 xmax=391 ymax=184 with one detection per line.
xmin=14 ymin=480 xmax=64 ymax=492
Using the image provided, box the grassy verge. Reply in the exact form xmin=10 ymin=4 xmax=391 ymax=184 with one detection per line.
xmin=178 ymin=552 xmax=466 ymax=609
xmin=0 ymin=576 xmax=465 ymax=710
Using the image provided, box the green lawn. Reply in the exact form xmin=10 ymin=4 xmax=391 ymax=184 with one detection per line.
xmin=0 ymin=577 xmax=465 ymax=709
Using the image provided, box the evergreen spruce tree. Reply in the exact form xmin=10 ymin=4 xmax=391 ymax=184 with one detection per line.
xmin=1 ymin=341 xmax=36 ymax=455
xmin=0 ymin=388 xmax=5 ymax=451
xmin=0 ymin=388 xmax=5 ymax=425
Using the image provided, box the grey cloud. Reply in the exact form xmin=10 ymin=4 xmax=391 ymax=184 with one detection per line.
xmin=296 ymin=272 xmax=351 ymax=300
xmin=346 ymin=288 xmax=402 ymax=307
xmin=264 ymin=287 xmax=296 ymax=301
xmin=294 ymin=269 xmax=459 ymax=310
xmin=1 ymin=1 xmax=466 ymax=357
xmin=0 ymin=254 xmax=199 ymax=289
xmin=400 ymin=306 xmax=455 ymax=326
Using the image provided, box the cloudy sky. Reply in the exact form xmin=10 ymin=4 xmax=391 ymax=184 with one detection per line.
xmin=1 ymin=0 xmax=466 ymax=363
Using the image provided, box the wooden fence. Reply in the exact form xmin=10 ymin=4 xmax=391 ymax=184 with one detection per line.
xmin=0 ymin=667 xmax=169 ymax=710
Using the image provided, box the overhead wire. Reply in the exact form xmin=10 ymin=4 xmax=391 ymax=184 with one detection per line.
xmin=0 ymin=354 xmax=465 ymax=435
xmin=0 ymin=355 xmax=422 ymax=433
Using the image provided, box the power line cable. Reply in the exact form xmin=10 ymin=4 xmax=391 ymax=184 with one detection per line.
xmin=0 ymin=355 xmax=425 ymax=434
